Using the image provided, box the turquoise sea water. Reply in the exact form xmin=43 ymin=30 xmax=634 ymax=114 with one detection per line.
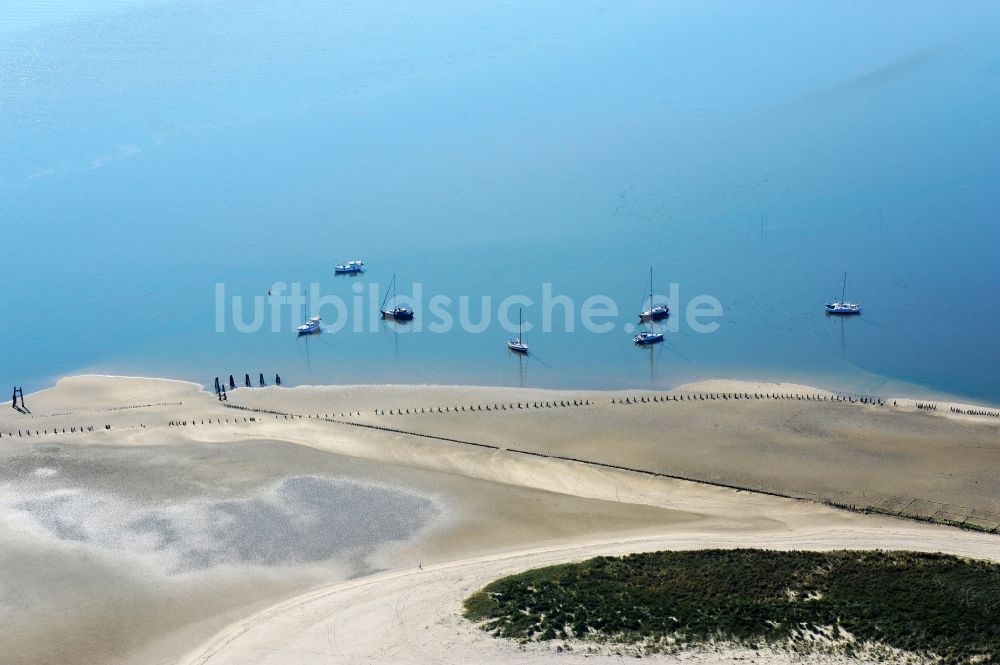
xmin=2 ymin=1 xmax=999 ymax=403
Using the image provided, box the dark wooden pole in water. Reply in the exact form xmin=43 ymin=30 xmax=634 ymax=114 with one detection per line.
xmin=244 ymin=374 xmax=250 ymax=388
xmin=229 ymin=375 xmax=236 ymax=389
xmin=275 ymin=374 xmax=281 ymax=386
xmin=259 ymin=373 xmax=265 ymax=387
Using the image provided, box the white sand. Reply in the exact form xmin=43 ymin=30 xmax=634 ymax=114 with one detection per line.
xmin=0 ymin=375 xmax=997 ymax=665
xmin=179 ymin=525 xmax=1000 ymax=665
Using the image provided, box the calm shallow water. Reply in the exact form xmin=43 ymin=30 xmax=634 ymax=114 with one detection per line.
xmin=2 ymin=1 xmax=999 ymax=403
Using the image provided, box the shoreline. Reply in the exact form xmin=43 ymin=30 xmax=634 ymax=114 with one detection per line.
xmin=16 ymin=373 xmax=1000 ymax=423
xmin=14 ymin=355 xmax=1000 ymax=411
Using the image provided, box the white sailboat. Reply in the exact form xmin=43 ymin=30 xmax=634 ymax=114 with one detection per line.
xmin=633 ymin=328 xmax=664 ymax=345
xmin=507 ymin=308 xmax=529 ymax=354
xmin=825 ymin=272 xmax=861 ymax=315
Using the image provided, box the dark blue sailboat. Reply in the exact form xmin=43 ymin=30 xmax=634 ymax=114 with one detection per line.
xmin=638 ymin=267 xmax=669 ymax=322
xmin=380 ymin=274 xmax=414 ymax=322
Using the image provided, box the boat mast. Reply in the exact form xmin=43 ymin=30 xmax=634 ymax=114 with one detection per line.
xmin=841 ymin=272 xmax=847 ymax=302
xmin=381 ymin=274 xmax=394 ymax=311
xmin=646 ymin=267 xmax=654 ymax=331
xmin=519 ymin=308 xmax=523 ymax=342
xmin=649 ymin=267 xmax=654 ymax=311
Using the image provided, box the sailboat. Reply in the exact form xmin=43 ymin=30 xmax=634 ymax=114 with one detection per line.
xmin=638 ymin=267 xmax=669 ymax=322
xmin=380 ymin=274 xmax=414 ymax=321
xmin=296 ymin=304 xmax=321 ymax=335
xmin=507 ymin=308 xmax=529 ymax=354
xmin=634 ymin=326 xmax=664 ymax=345
xmin=825 ymin=272 xmax=861 ymax=315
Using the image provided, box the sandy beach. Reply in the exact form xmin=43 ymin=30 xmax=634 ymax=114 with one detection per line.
xmin=1 ymin=375 xmax=997 ymax=665
xmin=178 ymin=526 xmax=1000 ymax=665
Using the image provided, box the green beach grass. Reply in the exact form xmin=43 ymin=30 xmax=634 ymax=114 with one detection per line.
xmin=464 ymin=549 xmax=1000 ymax=664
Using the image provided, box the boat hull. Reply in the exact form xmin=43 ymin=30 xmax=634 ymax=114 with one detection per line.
xmin=825 ymin=305 xmax=861 ymax=315
xmin=297 ymin=316 xmax=322 ymax=335
xmin=382 ymin=308 xmax=414 ymax=321
xmin=335 ymin=260 xmax=365 ymax=274
xmin=507 ymin=340 xmax=529 ymax=354
xmin=634 ymin=333 xmax=664 ymax=345
xmin=639 ymin=309 xmax=670 ymax=323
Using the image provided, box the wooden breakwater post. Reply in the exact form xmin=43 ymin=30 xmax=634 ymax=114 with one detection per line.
xmin=11 ymin=386 xmax=25 ymax=410
xmin=244 ymin=374 xmax=251 ymax=388
xmin=229 ymin=375 xmax=236 ymax=389
xmin=259 ymin=373 xmax=266 ymax=387
xmin=275 ymin=373 xmax=282 ymax=386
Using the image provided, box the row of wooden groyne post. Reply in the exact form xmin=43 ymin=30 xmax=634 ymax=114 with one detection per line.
xmin=368 ymin=391 xmax=887 ymax=419
xmin=376 ymin=399 xmax=594 ymax=416
xmin=611 ymin=391 xmax=885 ymax=405
xmin=168 ymin=416 xmax=259 ymax=426
xmin=948 ymin=405 xmax=1000 ymax=418
xmin=1 ymin=424 xmax=113 ymax=438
